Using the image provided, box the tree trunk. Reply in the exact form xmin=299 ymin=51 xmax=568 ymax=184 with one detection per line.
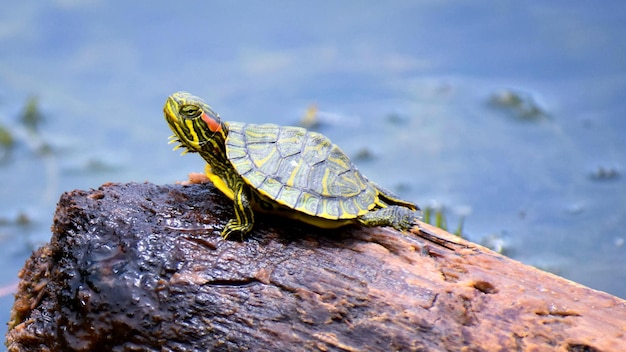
xmin=6 ymin=182 xmax=626 ymax=351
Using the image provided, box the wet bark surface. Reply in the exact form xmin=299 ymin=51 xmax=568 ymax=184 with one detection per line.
xmin=6 ymin=182 xmax=626 ymax=351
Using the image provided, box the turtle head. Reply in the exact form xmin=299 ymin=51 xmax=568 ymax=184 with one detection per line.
xmin=164 ymin=91 xmax=228 ymax=154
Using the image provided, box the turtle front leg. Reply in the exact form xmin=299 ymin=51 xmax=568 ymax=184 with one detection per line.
xmin=222 ymin=181 xmax=255 ymax=241
xmin=357 ymin=206 xmax=420 ymax=232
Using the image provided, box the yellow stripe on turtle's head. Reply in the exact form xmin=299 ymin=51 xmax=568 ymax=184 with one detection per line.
xmin=163 ymin=91 xmax=228 ymax=153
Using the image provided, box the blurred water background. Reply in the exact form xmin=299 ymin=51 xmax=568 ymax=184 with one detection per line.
xmin=1 ymin=1 xmax=625 ymax=341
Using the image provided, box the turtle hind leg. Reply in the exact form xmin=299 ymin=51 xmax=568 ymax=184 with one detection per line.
xmin=357 ymin=206 xmax=420 ymax=231
xmin=222 ymin=182 xmax=255 ymax=241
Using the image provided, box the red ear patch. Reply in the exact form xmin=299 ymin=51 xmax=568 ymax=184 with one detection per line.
xmin=201 ymin=111 xmax=222 ymax=132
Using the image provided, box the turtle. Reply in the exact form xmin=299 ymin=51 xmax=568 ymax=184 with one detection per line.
xmin=164 ymin=91 xmax=420 ymax=240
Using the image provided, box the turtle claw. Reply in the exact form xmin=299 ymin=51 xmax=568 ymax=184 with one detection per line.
xmin=222 ymin=219 xmax=253 ymax=241
xmin=393 ymin=210 xmax=420 ymax=231
xmin=358 ymin=206 xmax=420 ymax=232
xmin=389 ymin=209 xmax=421 ymax=232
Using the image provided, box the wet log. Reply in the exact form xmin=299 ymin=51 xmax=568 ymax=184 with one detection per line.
xmin=6 ymin=182 xmax=626 ymax=351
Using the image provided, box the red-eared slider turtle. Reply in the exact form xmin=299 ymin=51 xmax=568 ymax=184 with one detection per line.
xmin=164 ymin=91 xmax=420 ymax=240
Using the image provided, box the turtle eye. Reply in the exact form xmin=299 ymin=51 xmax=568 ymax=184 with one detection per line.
xmin=180 ymin=105 xmax=202 ymax=119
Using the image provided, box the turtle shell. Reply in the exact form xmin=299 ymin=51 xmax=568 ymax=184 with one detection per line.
xmin=225 ymin=122 xmax=377 ymax=220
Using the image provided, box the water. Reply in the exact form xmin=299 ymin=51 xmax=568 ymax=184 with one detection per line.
xmin=1 ymin=1 xmax=625 ymax=342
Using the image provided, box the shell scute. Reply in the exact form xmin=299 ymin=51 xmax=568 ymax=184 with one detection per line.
xmin=294 ymin=192 xmax=321 ymax=215
xmin=260 ymin=177 xmax=283 ymax=199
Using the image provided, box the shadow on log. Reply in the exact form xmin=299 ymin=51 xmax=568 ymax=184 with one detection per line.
xmin=6 ymin=182 xmax=626 ymax=351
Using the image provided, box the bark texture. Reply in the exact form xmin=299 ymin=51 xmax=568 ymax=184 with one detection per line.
xmin=6 ymin=182 xmax=626 ymax=351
